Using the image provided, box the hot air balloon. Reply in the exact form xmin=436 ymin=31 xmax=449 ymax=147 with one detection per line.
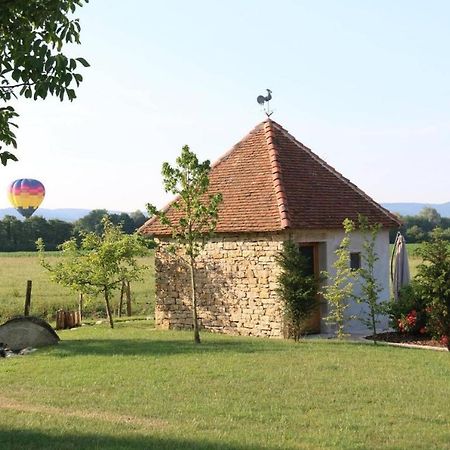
xmin=8 ymin=179 xmax=45 ymax=219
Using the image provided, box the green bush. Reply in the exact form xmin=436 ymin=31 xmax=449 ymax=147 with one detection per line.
xmin=415 ymin=228 xmax=450 ymax=349
xmin=276 ymin=240 xmax=318 ymax=340
xmin=387 ymin=283 xmax=427 ymax=334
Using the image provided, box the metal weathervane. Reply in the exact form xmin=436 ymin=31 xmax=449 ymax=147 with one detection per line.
xmin=256 ymin=89 xmax=273 ymax=117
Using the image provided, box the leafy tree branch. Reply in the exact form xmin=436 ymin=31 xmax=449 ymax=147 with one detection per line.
xmin=0 ymin=0 xmax=89 ymax=165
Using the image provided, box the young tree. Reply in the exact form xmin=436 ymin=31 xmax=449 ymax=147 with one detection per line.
xmin=147 ymin=145 xmax=222 ymax=344
xmin=357 ymin=216 xmax=384 ymax=343
xmin=415 ymin=228 xmax=450 ymax=350
xmin=38 ymin=218 xmax=149 ymax=329
xmin=0 ymin=0 xmax=89 ymax=165
xmin=276 ymin=239 xmax=318 ymax=340
xmin=321 ymin=218 xmax=356 ymax=339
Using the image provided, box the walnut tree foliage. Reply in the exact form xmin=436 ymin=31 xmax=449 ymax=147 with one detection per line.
xmin=37 ymin=217 xmax=149 ymax=329
xmin=147 ymin=145 xmax=222 ymax=344
xmin=0 ymin=0 xmax=89 ymax=165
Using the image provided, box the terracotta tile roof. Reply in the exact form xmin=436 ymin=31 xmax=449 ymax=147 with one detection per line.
xmin=140 ymin=119 xmax=400 ymax=236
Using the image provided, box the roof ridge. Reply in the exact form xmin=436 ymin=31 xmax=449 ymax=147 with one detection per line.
xmin=263 ymin=120 xmax=291 ymax=229
xmin=270 ymin=121 xmax=400 ymax=226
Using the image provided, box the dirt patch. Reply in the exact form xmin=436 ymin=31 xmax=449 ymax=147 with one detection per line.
xmin=0 ymin=396 xmax=168 ymax=430
xmin=366 ymin=331 xmax=448 ymax=350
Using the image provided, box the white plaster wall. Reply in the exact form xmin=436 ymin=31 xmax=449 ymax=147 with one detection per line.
xmin=289 ymin=228 xmax=391 ymax=335
xmin=321 ymin=229 xmax=390 ymax=334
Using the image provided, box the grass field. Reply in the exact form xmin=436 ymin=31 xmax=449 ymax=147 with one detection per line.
xmin=0 ymin=244 xmax=423 ymax=322
xmin=0 ymin=321 xmax=449 ymax=449
xmin=399 ymin=243 xmax=421 ymax=277
xmin=0 ymin=252 xmax=155 ymax=321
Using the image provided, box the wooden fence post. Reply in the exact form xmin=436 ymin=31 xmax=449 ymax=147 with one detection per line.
xmin=56 ymin=310 xmax=65 ymax=330
xmin=24 ymin=280 xmax=32 ymax=316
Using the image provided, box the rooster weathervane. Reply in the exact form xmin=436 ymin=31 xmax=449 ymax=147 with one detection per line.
xmin=257 ymin=89 xmax=273 ymax=117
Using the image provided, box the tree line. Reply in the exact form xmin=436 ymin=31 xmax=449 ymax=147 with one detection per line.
xmin=390 ymin=207 xmax=450 ymax=243
xmin=0 ymin=209 xmax=148 ymax=252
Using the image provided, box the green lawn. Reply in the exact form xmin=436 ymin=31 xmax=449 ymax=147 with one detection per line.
xmin=0 ymin=252 xmax=155 ymax=321
xmin=0 ymin=322 xmax=449 ymax=449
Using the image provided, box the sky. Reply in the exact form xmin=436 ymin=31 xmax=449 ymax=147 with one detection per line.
xmin=2 ymin=0 xmax=450 ymax=212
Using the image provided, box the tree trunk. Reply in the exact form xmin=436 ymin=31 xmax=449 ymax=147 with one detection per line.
xmin=371 ymin=308 xmax=377 ymax=345
xmin=126 ymin=280 xmax=132 ymax=317
xmin=189 ymin=255 xmax=200 ymax=344
xmin=118 ymin=280 xmax=125 ymax=318
xmin=78 ymin=292 xmax=84 ymax=321
xmin=104 ymin=287 xmax=114 ymax=329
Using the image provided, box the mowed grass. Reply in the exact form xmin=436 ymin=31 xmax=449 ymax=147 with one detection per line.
xmin=0 ymin=322 xmax=449 ymax=450
xmin=0 ymin=252 xmax=155 ymax=321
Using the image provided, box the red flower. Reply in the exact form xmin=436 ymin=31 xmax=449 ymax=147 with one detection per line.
xmin=406 ymin=310 xmax=417 ymax=326
xmin=440 ymin=336 xmax=449 ymax=346
xmin=419 ymin=327 xmax=427 ymax=334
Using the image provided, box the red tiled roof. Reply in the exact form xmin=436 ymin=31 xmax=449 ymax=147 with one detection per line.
xmin=140 ymin=119 xmax=400 ymax=236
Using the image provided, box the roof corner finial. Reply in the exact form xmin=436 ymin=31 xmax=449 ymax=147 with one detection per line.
xmin=256 ymin=89 xmax=273 ymax=118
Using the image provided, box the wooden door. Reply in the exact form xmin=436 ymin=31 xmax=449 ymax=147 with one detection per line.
xmin=299 ymin=244 xmax=321 ymax=334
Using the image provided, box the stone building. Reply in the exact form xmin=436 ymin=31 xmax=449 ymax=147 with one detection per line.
xmin=141 ymin=119 xmax=400 ymax=337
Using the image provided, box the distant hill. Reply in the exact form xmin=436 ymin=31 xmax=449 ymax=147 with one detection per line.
xmin=0 ymin=208 xmax=121 ymax=222
xmin=382 ymin=202 xmax=450 ymax=218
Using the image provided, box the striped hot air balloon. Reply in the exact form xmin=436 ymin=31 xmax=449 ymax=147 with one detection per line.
xmin=8 ymin=179 xmax=45 ymax=219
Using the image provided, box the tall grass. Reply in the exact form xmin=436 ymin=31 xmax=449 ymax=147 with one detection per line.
xmin=1 ymin=244 xmax=422 ymax=322
xmin=0 ymin=252 xmax=154 ymax=321
xmin=391 ymin=243 xmax=421 ymax=277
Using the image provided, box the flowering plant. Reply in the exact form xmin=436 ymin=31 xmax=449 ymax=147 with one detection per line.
xmin=388 ymin=284 xmax=428 ymax=334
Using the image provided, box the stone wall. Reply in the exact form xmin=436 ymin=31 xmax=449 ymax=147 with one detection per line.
xmin=154 ymin=233 xmax=285 ymax=337
xmin=154 ymin=228 xmax=392 ymax=337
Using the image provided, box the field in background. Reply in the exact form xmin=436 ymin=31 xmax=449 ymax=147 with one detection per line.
xmin=0 ymin=243 xmax=423 ymax=322
xmin=0 ymin=252 xmax=154 ymax=321
xmin=399 ymin=243 xmax=421 ymax=277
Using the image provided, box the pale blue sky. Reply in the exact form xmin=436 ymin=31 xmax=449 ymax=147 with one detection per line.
xmin=2 ymin=0 xmax=450 ymax=212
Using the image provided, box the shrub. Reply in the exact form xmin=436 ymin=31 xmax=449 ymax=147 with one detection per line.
xmin=415 ymin=228 xmax=450 ymax=350
xmin=276 ymin=239 xmax=318 ymax=340
xmin=387 ymin=283 xmax=428 ymax=334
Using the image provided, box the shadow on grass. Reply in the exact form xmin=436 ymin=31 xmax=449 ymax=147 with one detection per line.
xmin=52 ymin=337 xmax=286 ymax=358
xmin=0 ymin=429 xmax=274 ymax=450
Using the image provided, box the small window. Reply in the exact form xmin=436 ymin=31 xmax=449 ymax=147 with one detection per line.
xmin=350 ymin=252 xmax=361 ymax=271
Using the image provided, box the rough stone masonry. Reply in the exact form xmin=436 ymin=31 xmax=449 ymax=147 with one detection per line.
xmin=155 ymin=233 xmax=286 ymax=337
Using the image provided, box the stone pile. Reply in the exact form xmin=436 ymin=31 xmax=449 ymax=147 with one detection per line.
xmin=0 ymin=342 xmax=36 ymax=358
